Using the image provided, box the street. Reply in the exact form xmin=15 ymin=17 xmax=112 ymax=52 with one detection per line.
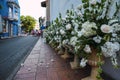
xmin=0 ymin=36 xmax=39 ymax=80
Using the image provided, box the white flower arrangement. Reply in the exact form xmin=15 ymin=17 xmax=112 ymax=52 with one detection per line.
xmin=44 ymin=0 xmax=120 ymax=79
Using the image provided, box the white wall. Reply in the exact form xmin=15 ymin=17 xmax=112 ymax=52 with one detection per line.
xmin=108 ymin=0 xmax=120 ymax=18
xmin=50 ymin=0 xmax=120 ymax=22
xmin=50 ymin=0 xmax=82 ymax=21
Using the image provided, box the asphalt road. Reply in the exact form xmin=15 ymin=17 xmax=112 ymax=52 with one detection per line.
xmin=0 ymin=35 xmax=39 ymax=80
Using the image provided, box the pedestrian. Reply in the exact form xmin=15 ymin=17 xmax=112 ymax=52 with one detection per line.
xmin=40 ymin=25 xmax=45 ymax=38
xmin=31 ymin=30 xmax=35 ymax=36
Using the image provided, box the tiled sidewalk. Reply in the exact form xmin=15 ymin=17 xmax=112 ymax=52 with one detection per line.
xmin=14 ymin=38 xmax=90 ymax=80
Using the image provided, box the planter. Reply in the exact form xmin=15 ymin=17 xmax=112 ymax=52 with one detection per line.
xmin=55 ymin=47 xmax=59 ymax=52
xmin=61 ymin=47 xmax=72 ymax=59
xmin=82 ymin=47 xmax=104 ymax=80
xmin=70 ymin=54 xmax=81 ymax=69
xmin=58 ymin=48 xmax=64 ymax=55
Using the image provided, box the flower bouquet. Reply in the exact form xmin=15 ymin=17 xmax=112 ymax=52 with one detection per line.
xmin=75 ymin=0 xmax=120 ymax=79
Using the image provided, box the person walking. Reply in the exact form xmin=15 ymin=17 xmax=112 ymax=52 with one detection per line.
xmin=40 ymin=25 xmax=45 ymax=38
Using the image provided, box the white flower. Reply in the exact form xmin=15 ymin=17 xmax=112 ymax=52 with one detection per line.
xmin=113 ymin=42 xmax=120 ymax=51
xmin=82 ymin=21 xmax=97 ymax=30
xmin=112 ymin=33 xmax=117 ymax=37
xmin=93 ymin=36 xmax=102 ymax=43
xmin=80 ymin=58 xmax=88 ymax=67
xmin=83 ymin=45 xmax=92 ymax=53
xmin=78 ymin=11 xmax=83 ymax=17
xmin=81 ymin=21 xmax=97 ymax=37
xmin=89 ymin=0 xmax=97 ymax=5
xmin=100 ymin=24 xmax=112 ymax=33
xmin=75 ymin=20 xmax=79 ymax=23
xmin=72 ymin=20 xmax=74 ymax=23
xmin=66 ymin=24 xmax=71 ymax=30
xmin=75 ymin=46 xmax=80 ymax=52
xmin=65 ymin=15 xmax=68 ymax=18
xmin=70 ymin=36 xmax=78 ymax=46
xmin=77 ymin=31 xmax=83 ymax=37
xmin=77 ymin=4 xmax=83 ymax=10
xmin=73 ymin=22 xmax=79 ymax=28
xmin=101 ymin=42 xmax=120 ymax=57
xmin=50 ymin=31 xmax=53 ymax=34
xmin=56 ymin=31 xmax=59 ymax=34
xmin=60 ymin=29 xmax=65 ymax=35
xmin=73 ymin=22 xmax=79 ymax=31
xmin=62 ymin=39 xmax=69 ymax=45
xmin=71 ymin=31 xmax=75 ymax=35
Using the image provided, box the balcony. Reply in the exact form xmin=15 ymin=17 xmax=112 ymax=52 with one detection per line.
xmin=8 ymin=13 xmax=18 ymax=21
xmin=14 ymin=15 xmax=18 ymax=21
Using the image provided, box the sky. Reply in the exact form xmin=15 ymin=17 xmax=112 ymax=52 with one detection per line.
xmin=19 ymin=0 xmax=46 ymax=20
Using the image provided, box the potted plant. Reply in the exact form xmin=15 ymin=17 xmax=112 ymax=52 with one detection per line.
xmin=76 ymin=0 xmax=120 ymax=79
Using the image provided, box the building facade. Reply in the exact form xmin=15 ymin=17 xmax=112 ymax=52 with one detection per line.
xmin=41 ymin=0 xmax=82 ymax=27
xmin=50 ymin=0 xmax=82 ymax=21
xmin=41 ymin=0 xmax=82 ymax=22
xmin=42 ymin=0 xmax=120 ymax=25
xmin=0 ymin=0 xmax=20 ymax=39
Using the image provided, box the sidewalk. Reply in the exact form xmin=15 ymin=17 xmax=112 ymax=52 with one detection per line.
xmin=14 ymin=38 xmax=90 ymax=80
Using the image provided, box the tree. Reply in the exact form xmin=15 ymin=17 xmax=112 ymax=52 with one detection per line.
xmin=20 ymin=15 xmax=36 ymax=32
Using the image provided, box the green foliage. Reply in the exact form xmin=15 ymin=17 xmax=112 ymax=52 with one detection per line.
xmin=20 ymin=15 xmax=36 ymax=32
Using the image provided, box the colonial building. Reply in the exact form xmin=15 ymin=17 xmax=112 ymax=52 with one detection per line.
xmin=0 ymin=0 xmax=20 ymax=39
xmin=41 ymin=0 xmax=82 ymax=22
